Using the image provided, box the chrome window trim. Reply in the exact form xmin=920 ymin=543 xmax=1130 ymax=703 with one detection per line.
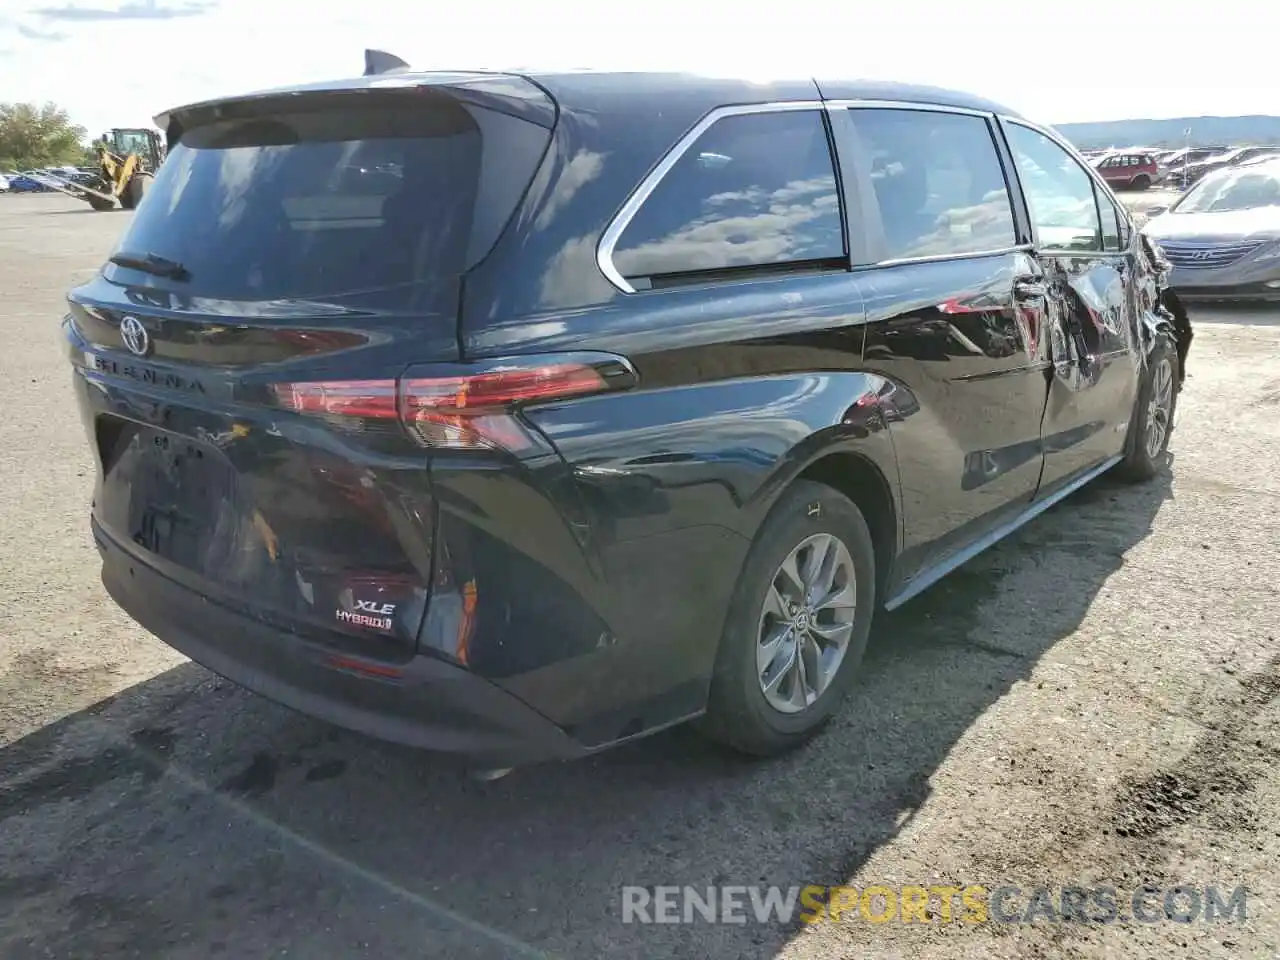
xmin=858 ymin=244 xmax=1034 ymax=270
xmin=596 ymin=97 xmax=1023 ymax=293
xmin=595 ymin=99 xmax=827 ymax=294
xmin=826 ymin=98 xmax=993 ymax=118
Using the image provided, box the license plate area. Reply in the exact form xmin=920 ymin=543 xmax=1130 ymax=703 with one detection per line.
xmin=92 ymin=415 xmax=429 ymax=655
xmin=132 ymin=434 xmax=223 ymax=563
xmin=96 ymin=419 xmax=241 ymax=574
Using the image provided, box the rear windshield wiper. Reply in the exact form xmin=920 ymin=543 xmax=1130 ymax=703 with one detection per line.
xmin=108 ymin=251 xmax=190 ymax=281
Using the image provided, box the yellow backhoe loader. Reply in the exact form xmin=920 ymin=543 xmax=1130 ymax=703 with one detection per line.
xmin=41 ymin=128 xmax=166 ymax=211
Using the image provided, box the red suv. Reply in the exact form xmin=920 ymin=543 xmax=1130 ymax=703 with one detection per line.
xmin=1094 ymin=152 xmax=1159 ymax=190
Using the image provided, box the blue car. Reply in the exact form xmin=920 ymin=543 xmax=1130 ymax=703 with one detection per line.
xmin=6 ymin=171 xmax=48 ymax=192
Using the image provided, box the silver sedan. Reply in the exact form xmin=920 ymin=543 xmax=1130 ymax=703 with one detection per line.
xmin=1143 ymin=158 xmax=1280 ymax=301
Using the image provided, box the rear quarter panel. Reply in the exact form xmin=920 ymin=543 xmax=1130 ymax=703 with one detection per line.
xmin=483 ymin=275 xmax=900 ymax=739
xmin=448 ymin=82 xmax=904 ymax=743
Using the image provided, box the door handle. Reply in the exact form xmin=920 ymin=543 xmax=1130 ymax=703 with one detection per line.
xmin=1013 ymin=279 xmax=1047 ymax=300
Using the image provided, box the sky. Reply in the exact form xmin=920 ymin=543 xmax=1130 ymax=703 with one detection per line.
xmin=0 ymin=0 xmax=1276 ymax=137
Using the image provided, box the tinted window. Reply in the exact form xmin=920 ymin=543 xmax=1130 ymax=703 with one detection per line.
xmin=850 ymin=108 xmax=1016 ymax=261
xmin=611 ymin=110 xmax=844 ymax=280
xmin=109 ymin=98 xmax=549 ymax=307
xmin=1004 ymin=124 xmax=1102 ymax=252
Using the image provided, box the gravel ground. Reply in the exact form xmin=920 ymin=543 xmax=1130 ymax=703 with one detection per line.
xmin=1 ymin=193 xmax=1278 ymax=960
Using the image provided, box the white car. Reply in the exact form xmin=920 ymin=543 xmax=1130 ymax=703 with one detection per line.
xmin=0 ymin=174 xmax=9 ymax=192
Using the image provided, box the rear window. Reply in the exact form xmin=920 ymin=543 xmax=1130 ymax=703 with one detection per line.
xmin=109 ymin=96 xmax=549 ymax=305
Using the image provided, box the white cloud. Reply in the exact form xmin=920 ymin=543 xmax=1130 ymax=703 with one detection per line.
xmin=0 ymin=0 xmax=1276 ymax=137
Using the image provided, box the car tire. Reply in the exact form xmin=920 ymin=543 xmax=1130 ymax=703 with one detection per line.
xmin=698 ymin=480 xmax=876 ymax=757
xmin=1132 ymin=174 xmax=1152 ymax=190
xmin=1117 ymin=332 xmax=1180 ymax=482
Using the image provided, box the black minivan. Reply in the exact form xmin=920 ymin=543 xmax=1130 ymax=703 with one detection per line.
xmin=65 ymin=65 xmax=1188 ymax=770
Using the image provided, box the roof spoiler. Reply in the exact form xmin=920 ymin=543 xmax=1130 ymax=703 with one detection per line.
xmin=364 ymin=49 xmax=411 ymax=76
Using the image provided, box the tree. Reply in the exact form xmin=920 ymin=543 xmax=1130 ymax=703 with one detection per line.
xmin=0 ymin=102 xmax=87 ymax=170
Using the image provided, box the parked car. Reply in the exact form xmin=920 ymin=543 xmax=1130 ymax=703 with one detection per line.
xmin=64 ymin=69 xmax=1187 ymax=771
xmin=42 ymin=165 xmax=92 ymax=186
xmin=5 ymin=171 xmax=46 ymax=192
xmin=1144 ymin=158 xmax=1280 ymax=300
xmin=1237 ymin=150 xmax=1280 ymax=169
xmin=1168 ymin=146 xmax=1280 ymax=189
xmin=1094 ymin=151 xmax=1160 ymax=190
xmin=1157 ymin=147 xmax=1223 ymax=171
xmin=1157 ymin=147 xmax=1229 ymax=184
xmin=0 ymin=173 xmax=8 ymax=192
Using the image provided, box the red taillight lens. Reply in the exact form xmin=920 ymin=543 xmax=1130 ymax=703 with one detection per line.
xmin=269 ymin=361 xmax=612 ymax=452
xmin=399 ymin=364 xmax=606 ymax=451
xmin=271 ymin=379 xmax=398 ymax=419
xmin=402 ymin=364 xmax=606 ymax=409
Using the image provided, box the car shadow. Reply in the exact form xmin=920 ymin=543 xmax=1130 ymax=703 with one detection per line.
xmin=0 ymin=469 xmax=1173 ymax=960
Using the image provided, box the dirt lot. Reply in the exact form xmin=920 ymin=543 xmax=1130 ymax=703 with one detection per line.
xmin=1 ymin=193 xmax=1278 ymax=960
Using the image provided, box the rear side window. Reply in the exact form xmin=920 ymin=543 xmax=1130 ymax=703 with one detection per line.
xmin=610 ymin=109 xmax=845 ymax=284
xmin=109 ymin=95 xmax=550 ymax=306
xmin=848 ymin=108 xmax=1016 ymax=262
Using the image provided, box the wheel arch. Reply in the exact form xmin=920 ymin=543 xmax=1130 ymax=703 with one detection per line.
xmin=742 ymin=424 xmax=904 ymax=606
xmin=795 ymin=452 xmax=900 ymax=603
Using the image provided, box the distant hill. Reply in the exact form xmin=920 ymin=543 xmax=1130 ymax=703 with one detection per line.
xmin=1053 ymin=116 xmax=1280 ymax=150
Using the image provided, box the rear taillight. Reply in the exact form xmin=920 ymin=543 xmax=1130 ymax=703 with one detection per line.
xmin=272 ymin=380 xmax=398 ymax=420
xmin=400 ymin=363 xmax=608 ymax=452
xmin=269 ymin=355 xmax=634 ymax=453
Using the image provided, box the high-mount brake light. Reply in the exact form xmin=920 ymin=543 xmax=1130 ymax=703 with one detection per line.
xmin=269 ymin=361 xmax=612 ymax=452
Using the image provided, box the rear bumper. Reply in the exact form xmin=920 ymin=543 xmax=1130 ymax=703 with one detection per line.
xmin=94 ymin=520 xmax=586 ymax=766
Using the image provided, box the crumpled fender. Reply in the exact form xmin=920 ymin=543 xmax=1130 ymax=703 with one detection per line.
xmin=1137 ymin=231 xmax=1192 ymax=380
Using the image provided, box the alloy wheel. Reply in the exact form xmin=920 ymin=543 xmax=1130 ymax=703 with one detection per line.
xmin=1144 ymin=357 xmax=1174 ymax=460
xmin=756 ymin=533 xmax=858 ymax=714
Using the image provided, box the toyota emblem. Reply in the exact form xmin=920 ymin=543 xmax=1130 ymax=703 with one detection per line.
xmin=119 ymin=315 xmax=150 ymax=357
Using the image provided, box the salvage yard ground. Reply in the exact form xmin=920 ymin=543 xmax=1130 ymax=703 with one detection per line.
xmin=1 ymin=193 xmax=1278 ymax=960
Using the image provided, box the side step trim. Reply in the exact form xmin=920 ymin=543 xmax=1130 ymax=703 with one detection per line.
xmin=884 ymin=455 xmax=1123 ymax=611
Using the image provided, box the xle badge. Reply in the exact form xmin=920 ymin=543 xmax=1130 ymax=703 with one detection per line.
xmin=807 ymin=502 xmax=822 ymax=518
